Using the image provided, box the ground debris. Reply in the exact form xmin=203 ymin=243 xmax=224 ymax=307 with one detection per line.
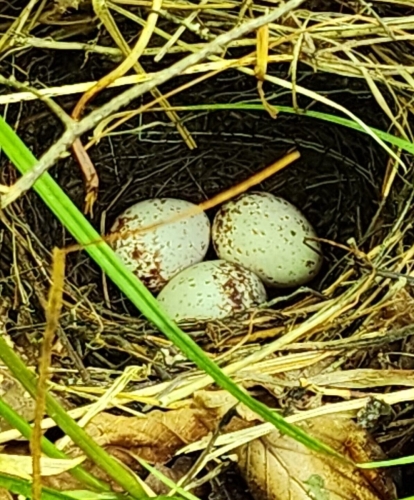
xmin=237 ymin=415 xmax=397 ymax=500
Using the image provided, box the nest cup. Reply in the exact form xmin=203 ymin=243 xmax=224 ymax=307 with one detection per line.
xmin=19 ymin=89 xmax=396 ymax=342
xmin=0 ymin=0 xmax=404 ymax=357
xmin=93 ymin=73 xmax=391 ymax=306
xmin=1 ymin=70 xmax=394 ymax=331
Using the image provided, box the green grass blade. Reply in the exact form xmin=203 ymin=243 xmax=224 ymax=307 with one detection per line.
xmin=0 ymin=397 xmax=109 ymax=492
xmin=0 ymin=473 xmax=81 ymax=500
xmin=0 ymin=334 xmax=147 ymax=499
xmin=0 ymin=116 xmax=348 ymax=463
xmin=136 ymin=458 xmax=199 ymax=500
xmin=150 ymin=103 xmax=414 ymax=155
xmin=0 ymin=475 xmax=133 ymax=500
xmin=357 ymin=454 xmax=414 ymax=468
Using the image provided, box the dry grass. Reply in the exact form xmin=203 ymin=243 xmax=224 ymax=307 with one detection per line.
xmin=1 ymin=0 xmax=414 ymax=495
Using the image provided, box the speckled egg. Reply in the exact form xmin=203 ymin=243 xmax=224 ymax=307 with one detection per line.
xmin=157 ymin=260 xmax=267 ymax=322
xmin=110 ymin=198 xmax=210 ymax=292
xmin=212 ymin=192 xmax=322 ymax=288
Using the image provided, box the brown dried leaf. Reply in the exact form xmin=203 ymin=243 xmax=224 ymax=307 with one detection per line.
xmin=236 ymin=415 xmax=397 ymax=500
xmin=65 ymin=407 xmax=219 ymax=465
xmin=0 ymin=454 xmax=84 ymax=479
xmin=0 ymin=368 xmax=73 ymax=433
xmin=41 ymin=403 xmax=228 ymax=493
xmin=194 ymin=389 xmax=261 ymax=423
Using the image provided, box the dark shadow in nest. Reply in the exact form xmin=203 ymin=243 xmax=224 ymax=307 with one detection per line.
xmin=63 ymin=68 xmax=393 ymax=308
xmin=0 ymin=54 xmax=396 ymax=313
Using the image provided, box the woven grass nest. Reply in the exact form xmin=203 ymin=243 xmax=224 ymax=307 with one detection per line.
xmin=1 ymin=0 xmax=414 ymax=498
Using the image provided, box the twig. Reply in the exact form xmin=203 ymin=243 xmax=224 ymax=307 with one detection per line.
xmin=0 ymin=0 xmax=40 ymax=52
xmin=154 ymin=0 xmax=209 ymax=62
xmin=0 ymin=0 xmax=306 ymax=208
xmin=13 ymin=34 xmax=123 ymax=59
xmin=66 ymin=150 xmax=301 ymax=251
xmin=31 ymin=248 xmax=65 ymax=500
xmin=0 ymin=76 xmax=74 ymax=129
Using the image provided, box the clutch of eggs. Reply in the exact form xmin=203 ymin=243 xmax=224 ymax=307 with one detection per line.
xmin=157 ymin=260 xmax=267 ymax=322
xmin=212 ymin=192 xmax=322 ymax=288
xmin=110 ymin=198 xmax=210 ymax=292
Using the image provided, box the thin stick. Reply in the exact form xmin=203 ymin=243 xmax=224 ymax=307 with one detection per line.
xmin=31 ymin=248 xmax=65 ymax=500
xmin=71 ymin=0 xmax=166 ymax=215
xmin=66 ymin=149 xmax=300 ymax=251
xmin=56 ymin=150 xmax=299 ymax=256
xmin=0 ymin=76 xmax=73 ymax=129
xmin=108 ymin=149 xmax=300 ymax=242
xmin=199 ymin=151 xmax=300 ymax=210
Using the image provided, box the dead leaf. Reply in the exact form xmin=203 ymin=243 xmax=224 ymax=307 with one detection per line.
xmin=194 ymin=389 xmax=261 ymax=423
xmin=345 ymin=426 xmax=397 ymax=499
xmin=236 ymin=415 xmax=397 ymax=500
xmin=0 ymin=454 xmax=84 ymax=479
xmin=64 ymin=407 xmax=219 ymax=465
xmin=46 ymin=400 xmax=248 ymax=492
xmin=0 ymin=368 xmax=73 ymax=433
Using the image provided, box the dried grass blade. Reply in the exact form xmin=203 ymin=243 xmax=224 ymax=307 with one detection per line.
xmin=345 ymin=49 xmax=408 ymax=144
xmin=0 ymin=0 xmax=40 ymax=52
xmin=71 ymin=0 xmax=164 ymax=215
xmin=154 ymin=0 xmax=209 ymax=62
xmin=251 ymin=69 xmax=409 ymax=172
xmin=255 ymin=23 xmax=277 ymax=118
xmin=96 ymin=0 xmax=196 ymax=150
xmin=255 ymin=24 xmax=269 ymax=80
xmin=31 ymin=248 xmax=66 ymax=500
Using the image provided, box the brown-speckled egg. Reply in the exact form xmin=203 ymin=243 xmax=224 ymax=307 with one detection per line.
xmin=110 ymin=198 xmax=210 ymax=292
xmin=212 ymin=192 xmax=322 ymax=288
xmin=157 ymin=260 xmax=267 ymax=322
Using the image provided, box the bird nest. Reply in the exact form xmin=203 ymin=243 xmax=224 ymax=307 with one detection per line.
xmin=1 ymin=0 xmax=414 ymax=496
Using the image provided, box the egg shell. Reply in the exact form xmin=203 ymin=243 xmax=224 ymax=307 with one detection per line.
xmin=110 ymin=198 xmax=210 ymax=292
xmin=157 ymin=260 xmax=267 ymax=322
xmin=212 ymin=192 xmax=322 ymax=288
